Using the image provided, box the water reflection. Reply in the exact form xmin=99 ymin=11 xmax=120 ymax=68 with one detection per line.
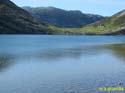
xmin=0 ymin=36 xmax=125 ymax=93
xmin=0 ymin=44 xmax=125 ymax=72
xmin=38 ymin=46 xmax=106 ymax=60
xmin=0 ymin=55 xmax=13 ymax=72
xmin=106 ymin=44 xmax=125 ymax=61
xmin=0 ymin=45 xmax=107 ymax=62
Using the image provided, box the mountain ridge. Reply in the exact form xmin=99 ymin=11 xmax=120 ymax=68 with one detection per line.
xmin=0 ymin=0 xmax=124 ymax=35
xmin=23 ymin=6 xmax=104 ymax=28
xmin=0 ymin=0 xmax=51 ymax=34
xmin=48 ymin=10 xmax=125 ymax=35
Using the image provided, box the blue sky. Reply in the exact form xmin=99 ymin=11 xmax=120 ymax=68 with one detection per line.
xmin=11 ymin=0 xmax=125 ymax=16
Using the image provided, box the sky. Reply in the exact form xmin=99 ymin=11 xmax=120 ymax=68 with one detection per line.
xmin=11 ymin=0 xmax=125 ymax=16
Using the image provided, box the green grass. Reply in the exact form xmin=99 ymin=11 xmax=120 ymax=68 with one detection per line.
xmin=48 ymin=15 xmax=125 ymax=35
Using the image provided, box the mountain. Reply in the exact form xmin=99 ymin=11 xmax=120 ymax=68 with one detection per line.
xmin=78 ymin=10 xmax=125 ymax=35
xmin=0 ymin=0 xmax=124 ymax=35
xmin=23 ymin=6 xmax=104 ymax=28
xmin=0 ymin=0 xmax=51 ymax=34
xmin=48 ymin=10 xmax=125 ymax=35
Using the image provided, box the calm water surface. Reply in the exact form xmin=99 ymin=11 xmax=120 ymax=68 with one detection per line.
xmin=0 ymin=35 xmax=125 ymax=93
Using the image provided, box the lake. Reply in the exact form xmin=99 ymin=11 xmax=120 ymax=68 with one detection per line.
xmin=0 ymin=35 xmax=125 ymax=93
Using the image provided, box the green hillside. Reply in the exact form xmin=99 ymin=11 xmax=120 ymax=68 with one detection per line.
xmin=0 ymin=0 xmax=51 ymax=34
xmin=0 ymin=0 xmax=125 ymax=35
xmin=23 ymin=6 xmax=104 ymax=28
xmin=48 ymin=10 xmax=125 ymax=35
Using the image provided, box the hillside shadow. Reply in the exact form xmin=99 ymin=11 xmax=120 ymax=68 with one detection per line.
xmin=0 ymin=55 xmax=13 ymax=72
xmin=105 ymin=44 xmax=125 ymax=61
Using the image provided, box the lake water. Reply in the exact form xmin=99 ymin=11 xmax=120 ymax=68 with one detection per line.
xmin=0 ymin=35 xmax=125 ymax=93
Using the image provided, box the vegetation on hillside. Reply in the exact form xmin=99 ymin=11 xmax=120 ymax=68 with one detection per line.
xmin=48 ymin=10 xmax=125 ymax=35
xmin=0 ymin=0 xmax=52 ymax=34
xmin=0 ymin=0 xmax=125 ymax=35
xmin=23 ymin=6 xmax=104 ymax=28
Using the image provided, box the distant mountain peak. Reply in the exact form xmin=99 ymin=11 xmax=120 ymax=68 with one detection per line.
xmin=121 ymin=10 xmax=125 ymax=12
xmin=114 ymin=10 xmax=125 ymax=18
xmin=120 ymin=10 xmax=125 ymax=15
xmin=23 ymin=6 xmax=104 ymax=28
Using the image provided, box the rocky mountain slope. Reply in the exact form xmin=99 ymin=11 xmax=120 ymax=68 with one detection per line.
xmin=48 ymin=10 xmax=125 ymax=35
xmin=0 ymin=0 xmax=124 ymax=35
xmin=0 ymin=0 xmax=51 ymax=34
xmin=23 ymin=6 xmax=104 ymax=28
xmin=80 ymin=10 xmax=125 ymax=35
